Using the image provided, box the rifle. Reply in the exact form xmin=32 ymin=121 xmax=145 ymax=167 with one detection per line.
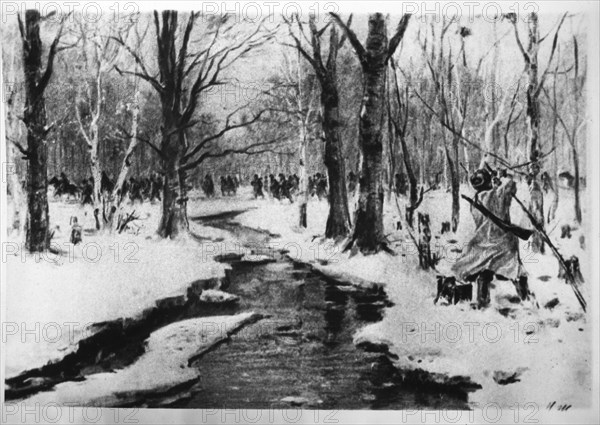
xmin=461 ymin=194 xmax=534 ymax=241
xmin=512 ymin=194 xmax=587 ymax=312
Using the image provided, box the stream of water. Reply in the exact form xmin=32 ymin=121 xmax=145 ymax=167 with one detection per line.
xmin=173 ymin=212 xmax=467 ymax=409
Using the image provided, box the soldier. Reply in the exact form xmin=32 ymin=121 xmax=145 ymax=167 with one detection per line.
xmin=251 ymin=174 xmax=264 ymax=198
xmin=279 ymin=173 xmax=293 ymax=203
xmin=451 ymin=168 xmax=530 ymax=307
xmin=203 ymin=174 xmax=215 ymax=198
xmin=269 ymin=174 xmax=280 ymax=200
xmin=316 ymin=173 xmax=328 ymax=201
xmin=220 ymin=176 xmax=228 ymax=196
xmin=81 ymin=178 xmax=94 ymax=206
xmin=227 ymin=175 xmax=237 ymax=195
xmin=70 ymin=216 xmax=83 ymax=245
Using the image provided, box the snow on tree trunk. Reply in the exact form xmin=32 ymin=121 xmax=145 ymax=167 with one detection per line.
xmin=112 ymin=93 xmax=140 ymax=206
xmin=525 ymin=18 xmax=545 ymax=253
xmin=297 ymin=47 xmax=309 ymax=228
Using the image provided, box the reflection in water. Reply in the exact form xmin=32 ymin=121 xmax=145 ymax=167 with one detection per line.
xmin=176 ymin=213 xmax=468 ymax=410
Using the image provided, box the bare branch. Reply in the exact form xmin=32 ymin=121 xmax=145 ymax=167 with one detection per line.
xmin=37 ymin=12 xmax=71 ymax=95
xmin=183 ymin=108 xmax=269 ymax=163
xmin=182 ymin=136 xmax=286 ymax=171
xmin=535 ymin=12 xmax=568 ymax=98
xmin=329 ymin=12 xmax=366 ymax=65
xmin=509 ymin=17 xmax=530 ymax=65
xmin=387 ymin=14 xmax=412 ymax=62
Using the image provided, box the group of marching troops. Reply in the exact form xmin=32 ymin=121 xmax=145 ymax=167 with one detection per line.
xmin=249 ymin=172 xmax=331 ymax=202
xmin=49 ymin=172 xmax=163 ymax=205
xmin=200 ymin=174 xmax=241 ymax=198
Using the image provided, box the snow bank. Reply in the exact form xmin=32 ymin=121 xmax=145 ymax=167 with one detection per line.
xmin=20 ymin=313 xmax=262 ymax=406
xmin=236 ymin=183 xmax=592 ymax=408
xmin=4 ymin=200 xmax=227 ymax=379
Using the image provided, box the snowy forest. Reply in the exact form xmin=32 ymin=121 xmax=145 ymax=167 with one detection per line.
xmin=1 ymin=2 xmax=596 ymax=419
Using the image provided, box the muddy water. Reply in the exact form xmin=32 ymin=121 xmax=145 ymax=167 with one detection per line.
xmin=176 ymin=212 xmax=468 ymax=410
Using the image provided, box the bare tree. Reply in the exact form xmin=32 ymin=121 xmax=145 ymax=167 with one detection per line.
xmin=506 ymin=11 xmax=567 ymax=252
xmin=542 ymin=35 xmax=585 ymax=224
xmin=331 ymin=12 xmax=411 ymax=253
xmin=388 ymin=58 xmax=421 ymax=227
xmin=112 ymin=21 xmax=149 ymax=208
xmin=16 ymin=10 xmax=72 ymax=252
xmin=74 ymin=16 xmax=129 ymax=211
xmin=5 ymin=42 xmax=27 ymax=236
xmin=285 ymin=14 xmax=353 ymax=238
xmin=413 ymin=19 xmax=466 ymax=232
xmin=262 ymin=51 xmax=319 ymax=227
xmin=114 ymin=11 xmax=277 ymax=238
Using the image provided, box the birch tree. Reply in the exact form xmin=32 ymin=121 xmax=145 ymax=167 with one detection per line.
xmin=331 ymin=12 xmax=411 ymax=253
xmin=285 ymin=13 xmax=353 ymax=238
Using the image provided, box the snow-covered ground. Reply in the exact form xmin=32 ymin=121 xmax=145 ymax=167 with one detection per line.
xmin=3 ymin=182 xmax=593 ymax=410
xmin=22 ymin=313 xmax=262 ymax=406
xmin=235 ymin=183 xmax=593 ymax=408
xmin=4 ymin=196 xmax=229 ymax=380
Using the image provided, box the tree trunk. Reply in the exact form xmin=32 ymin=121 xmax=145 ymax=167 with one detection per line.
xmin=572 ymin=144 xmax=582 ymax=224
xmin=157 ymin=128 xmax=188 ymax=238
xmin=112 ymin=93 xmax=140 ymax=206
xmin=446 ymin=139 xmax=460 ymax=232
xmin=298 ymin=134 xmax=308 ymax=228
xmin=297 ymin=48 xmax=308 ymax=228
xmin=350 ymin=14 xmax=388 ymax=252
xmin=525 ymin=13 xmax=545 ymax=253
xmin=22 ymin=10 xmax=51 ymax=252
xmin=399 ymin=135 xmax=418 ymax=227
xmin=322 ymin=86 xmax=351 ymax=238
xmin=90 ymin=136 xmax=102 ymax=205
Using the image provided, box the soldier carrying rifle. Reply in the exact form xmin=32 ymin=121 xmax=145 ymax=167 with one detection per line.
xmin=450 ymin=165 xmax=533 ymax=308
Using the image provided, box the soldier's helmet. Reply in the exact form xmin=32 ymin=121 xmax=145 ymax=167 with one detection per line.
xmin=470 ymin=168 xmax=492 ymax=192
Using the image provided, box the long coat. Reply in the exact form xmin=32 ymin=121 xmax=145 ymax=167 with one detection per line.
xmin=451 ymin=178 xmax=524 ymax=280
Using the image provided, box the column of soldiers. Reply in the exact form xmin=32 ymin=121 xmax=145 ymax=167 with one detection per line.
xmin=49 ymin=172 xmax=163 ymax=205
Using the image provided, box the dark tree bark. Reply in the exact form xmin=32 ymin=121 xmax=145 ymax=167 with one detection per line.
xmin=17 ymin=10 xmax=67 ymax=252
xmin=449 ymin=137 xmax=460 ymax=231
xmin=332 ymin=13 xmax=411 ymax=253
xmin=115 ymin=11 xmax=276 ymax=238
xmin=153 ymin=11 xmax=189 ymax=238
xmin=322 ymin=79 xmax=352 ymax=237
xmin=286 ymin=16 xmax=352 ymax=238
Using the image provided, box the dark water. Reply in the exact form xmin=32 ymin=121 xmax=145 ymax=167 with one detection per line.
xmin=174 ymin=213 xmax=468 ymax=410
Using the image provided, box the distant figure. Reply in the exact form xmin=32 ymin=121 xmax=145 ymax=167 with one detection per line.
xmin=81 ymin=178 xmax=94 ymax=206
xmin=394 ymin=172 xmax=407 ymax=196
xmin=226 ymin=175 xmax=237 ymax=195
xmin=251 ymin=174 xmax=264 ymax=198
xmin=70 ymin=216 xmax=82 ymax=245
xmin=279 ymin=173 xmax=293 ymax=203
xmin=128 ymin=177 xmax=144 ymax=203
xmin=269 ymin=174 xmax=280 ymax=199
xmin=558 ymin=171 xmax=575 ymax=188
xmin=315 ymin=173 xmax=328 ymax=201
xmin=149 ymin=174 xmax=162 ymax=202
xmin=202 ymin=174 xmax=215 ymax=198
xmin=220 ymin=176 xmax=227 ymax=196
xmin=101 ymin=171 xmax=114 ymax=195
